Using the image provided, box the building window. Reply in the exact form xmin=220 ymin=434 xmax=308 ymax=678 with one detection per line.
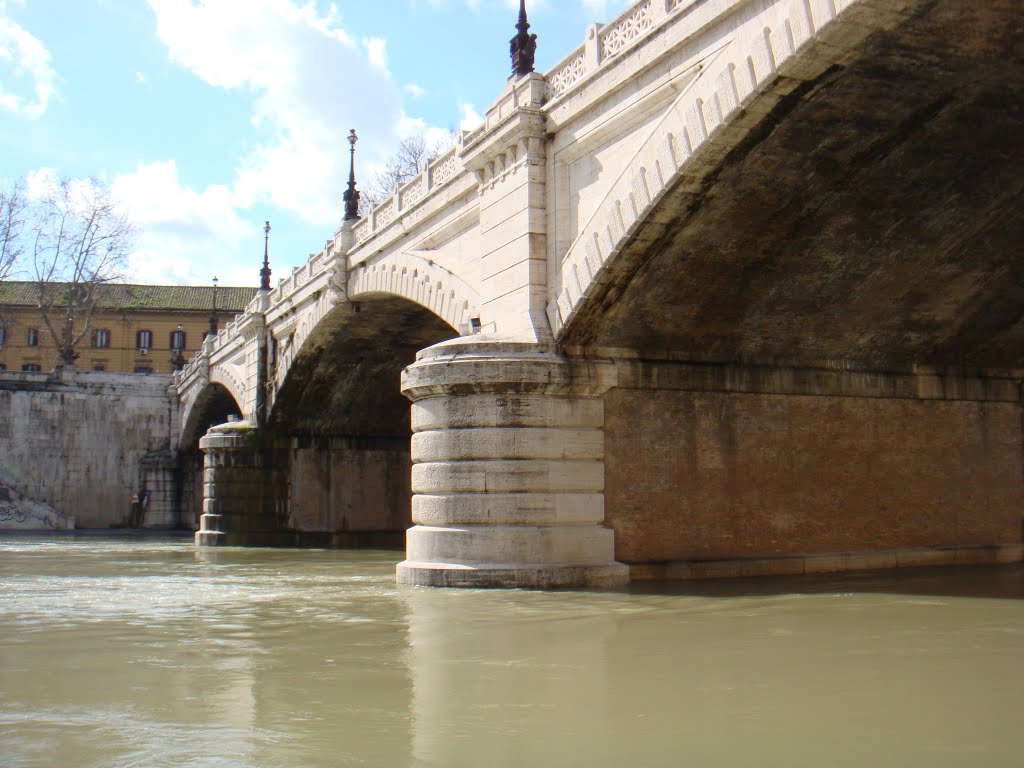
xmin=136 ymin=329 xmax=153 ymax=351
xmin=134 ymin=365 xmax=153 ymax=374
xmin=0 ymin=325 xmax=6 ymax=348
xmin=0 ymin=364 xmax=6 ymax=371
xmin=22 ymin=364 xmax=41 ymax=372
xmin=93 ymin=365 xmax=106 ymax=372
xmin=170 ymin=329 xmax=186 ymax=351
xmin=27 ymin=328 xmax=39 ymax=347
xmin=93 ymin=328 xmax=111 ymax=348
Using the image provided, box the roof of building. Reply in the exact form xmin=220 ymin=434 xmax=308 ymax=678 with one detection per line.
xmin=0 ymin=281 xmax=257 ymax=312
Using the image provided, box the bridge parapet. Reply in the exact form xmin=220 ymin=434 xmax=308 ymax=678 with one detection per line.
xmin=351 ymin=145 xmax=466 ymax=249
xmin=547 ymin=0 xmax=702 ymax=99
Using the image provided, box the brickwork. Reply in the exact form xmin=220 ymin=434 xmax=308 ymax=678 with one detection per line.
xmin=604 ymin=388 xmax=1024 ymax=563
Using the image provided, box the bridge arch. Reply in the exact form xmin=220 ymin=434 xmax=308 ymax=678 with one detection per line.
xmin=554 ymin=0 xmax=1024 ymax=570
xmin=176 ymin=381 xmax=245 ymax=529
xmin=348 ymin=252 xmax=478 ymax=333
xmin=263 ymin=294 xmax=459 ymax=544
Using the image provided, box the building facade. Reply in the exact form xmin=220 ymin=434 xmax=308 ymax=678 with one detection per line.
xmin=0 ymin=282 xmax=256 ymax=374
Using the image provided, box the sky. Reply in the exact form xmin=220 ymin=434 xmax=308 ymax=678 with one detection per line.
xmin=0 ymin=0 xmax=634 ymax=288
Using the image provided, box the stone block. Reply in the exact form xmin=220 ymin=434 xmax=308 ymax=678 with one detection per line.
xmin=412 ymin=459 xmax=604 ymax=495
xmin=412 ymin=492 xmax=605 ymax=526
xmin=411 ymin=427 xmax=604 ymax=462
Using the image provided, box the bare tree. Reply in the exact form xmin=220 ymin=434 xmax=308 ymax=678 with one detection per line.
xmin=1 ymin=179 xmax=27 ymax=283
xmin=0 ymin=180 xmax=28 ymax=336
xmin=28 ymin=178 xmax=135 ymax=368
xmin=361 ymin=131 xmax=457 ymax=212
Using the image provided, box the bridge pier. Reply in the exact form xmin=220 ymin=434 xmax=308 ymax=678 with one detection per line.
xmin=195 ymin=421 xmax=288 ymax=547
xmin=397 ymin=336 xmax=628 ymax=588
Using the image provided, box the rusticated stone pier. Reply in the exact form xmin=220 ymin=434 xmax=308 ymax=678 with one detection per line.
xmin=398 ymin=337 xmax=628 ymax=587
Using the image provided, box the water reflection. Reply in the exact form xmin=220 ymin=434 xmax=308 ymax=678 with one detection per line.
xmin=1 ymin=535 xmax=1023 ymax=768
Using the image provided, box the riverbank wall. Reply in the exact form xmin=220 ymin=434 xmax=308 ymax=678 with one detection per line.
xmin=0 ymin=370 xmax=176 ymax=529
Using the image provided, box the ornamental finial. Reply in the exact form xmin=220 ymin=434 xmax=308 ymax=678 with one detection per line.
xmin=510 ymin=0 xmax=537 ymax=78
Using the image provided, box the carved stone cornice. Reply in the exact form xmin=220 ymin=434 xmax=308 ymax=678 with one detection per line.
xmin=460 ymin=107 xmax=547 ymax=189
xmin=235 ymin=310 xmax=266 ymax=342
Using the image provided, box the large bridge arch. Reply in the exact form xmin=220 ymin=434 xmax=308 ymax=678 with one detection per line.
xmin=554 ymin=0 xmax=1024 ymax=571
xmin=263 ymin=295 xmax=460 ymax=545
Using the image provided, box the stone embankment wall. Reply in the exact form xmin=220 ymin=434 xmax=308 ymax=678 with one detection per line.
xmin=0 ymin=370 xmax=175 ymax=529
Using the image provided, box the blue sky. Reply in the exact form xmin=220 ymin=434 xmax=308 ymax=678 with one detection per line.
xmin=0 ymin=0 xmax=633 ymax=287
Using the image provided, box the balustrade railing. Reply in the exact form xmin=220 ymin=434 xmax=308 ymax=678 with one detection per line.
xmin=354 ymin=145 xmax=466 ymax=247
xmin=546 ymin=0 xmax=703 ymax=98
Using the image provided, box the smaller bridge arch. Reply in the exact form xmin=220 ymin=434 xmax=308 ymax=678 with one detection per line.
xmin=176 ymin=380 xmax=246 ymax=530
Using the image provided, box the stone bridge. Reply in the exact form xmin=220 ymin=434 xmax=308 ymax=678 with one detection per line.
xmin=174 ymin=0 xmax=1024 ymax=587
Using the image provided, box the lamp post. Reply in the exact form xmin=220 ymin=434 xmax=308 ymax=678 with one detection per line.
xmin=343 ymin=129 xmax=360 ymax=221
xmin=209 ymin=276 xmax=219 ymax=337
xmin=171 ymin=324 xmax=186 ymax=371
xmin=260 ymin=220 xmax=272 ymax=291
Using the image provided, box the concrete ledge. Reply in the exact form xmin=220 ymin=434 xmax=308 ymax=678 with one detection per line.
xmin=629 ymin=544 xmax=1024 ymax=581
xmin=397 ymin=559 xmax=630 ymax=588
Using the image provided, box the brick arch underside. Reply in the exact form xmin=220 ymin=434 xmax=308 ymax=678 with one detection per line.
xmin=263 ymin=296 xmax=459 ymax=545
xmin=556 ymin=0 xmax=1024 ymax=568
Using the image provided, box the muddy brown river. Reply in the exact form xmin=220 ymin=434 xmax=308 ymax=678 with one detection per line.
xmin=2 ymin=534 xmax=1023 ymax=767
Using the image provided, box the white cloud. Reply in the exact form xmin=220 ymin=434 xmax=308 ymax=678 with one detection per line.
xmin=404 ymin=82 xmax=426 ymax=99
xmin=137 ymin=0 xmax=474 ymax=275
xmin=0 ymin=4 xmax=57 ymax=118
xmin=146 ymin=0 xmax=404 ymax=226
xmin=363 ymin=36 xmax=388 ymax=73
xmin=458 ymin=102 xmax=484 ymax=132
xmin=111 ymin=160 xmax=252 ymax=285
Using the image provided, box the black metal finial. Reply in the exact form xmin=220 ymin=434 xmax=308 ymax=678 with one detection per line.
xmin=343 ymin=129 xmax=360 ymax=221
xmin=510 ymin=0 xmax=537 ymax=78
xmin=209 ymin=275 xmax=219 ymax=336
xmin=260 ymin=220 xmax=272 ymax=290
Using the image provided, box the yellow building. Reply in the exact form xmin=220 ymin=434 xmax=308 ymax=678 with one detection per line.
xmin=0 ymin=282 xmax=256 ymax=374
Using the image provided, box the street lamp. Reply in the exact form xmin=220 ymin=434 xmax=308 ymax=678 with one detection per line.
xmin=209 ymin=276 xmax=219 ymax=336
xmin=171 ymin=324 xmax=186 ymax=371
xmin=343 ymin=129 xmax=360 ymax=221
xmin=260 ymin=220 xmax=272 ymax=291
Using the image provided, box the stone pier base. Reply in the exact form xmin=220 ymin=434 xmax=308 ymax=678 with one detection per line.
xmin=195 ymin=420 xmax=287 ymax=547
xmin=398 ymin=337 xmax=629 ymax=588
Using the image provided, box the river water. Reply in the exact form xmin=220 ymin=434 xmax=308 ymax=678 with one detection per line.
xmin=1 ymin=535 xmax=1023 ymax=768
